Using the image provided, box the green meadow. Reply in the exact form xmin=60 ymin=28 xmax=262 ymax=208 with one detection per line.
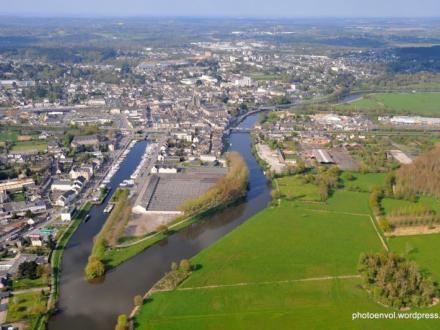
xmin=276 ymin=175 xmax=321 ymax=201
xmin=11 ymin=141 xmax=47 ymax=153
xmin=135 ymin=277 xmax=440 ymax=330
xmin=389 ymin=234 xmax=440 ymax=283
xmin=336 ymin=92 xmax=440 ymax=116
xmin=134 ymin=171 xmax=440 ymax=330
xmin=341 ymin=172 xmax=386 ymax=192
xmin=134 ymin=187 xmax=395 ymax=330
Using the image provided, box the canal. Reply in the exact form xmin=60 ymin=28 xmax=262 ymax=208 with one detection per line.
xmin=49 ymin=113 xmax=271 ymax=330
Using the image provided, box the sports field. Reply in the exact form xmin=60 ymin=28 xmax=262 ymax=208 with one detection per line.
xmin=336 ymin=92 xmax=440 ymax=116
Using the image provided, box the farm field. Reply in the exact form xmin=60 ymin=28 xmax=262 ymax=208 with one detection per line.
xmin=134 ymin=187 xmax=392 ymax=330
xmin=335 ymin=92 xmax=440 ymax=116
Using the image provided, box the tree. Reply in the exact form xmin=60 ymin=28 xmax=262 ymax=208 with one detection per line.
xmin=85 ymin=256 xmax=105 ymax=280
xmin=156 ymin=224 xmax=169 ymax=234
xmin=179 ymin=259 xmax=191 ymax=272
xmin=378 ymin=218 xmax=392 ymax=233
xmin=18 ymin=261 xmax=39 ymax=279
xmin=319 ymin=183 xmax=329 ymax=202
xmin=134 ymin=295 xmax=143 ymax=307
xmin=115 ymin=314 xmax=128 ymax=330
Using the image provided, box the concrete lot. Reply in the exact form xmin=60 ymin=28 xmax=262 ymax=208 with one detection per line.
xmin=256 ymin=143 xmax=285 ymax=174
xmin=128 ymin=167 xmax=227 ymax=236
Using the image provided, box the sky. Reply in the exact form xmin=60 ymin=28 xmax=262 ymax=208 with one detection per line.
xmin=1 ymin=0 xmax=440 ymax=18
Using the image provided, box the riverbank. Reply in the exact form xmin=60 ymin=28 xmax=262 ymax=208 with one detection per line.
xmin=87 ymin=152 xmax=249 ymax=276
xmin=49 ymin=117 xmax=270 ymax=330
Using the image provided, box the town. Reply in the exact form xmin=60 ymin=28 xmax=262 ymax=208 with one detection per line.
xmin=0 ymin=12 xmax=440 ymax=330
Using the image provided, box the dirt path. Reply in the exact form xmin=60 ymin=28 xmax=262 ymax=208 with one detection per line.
xmin=173 ymin=274 xmax=361 ymax=292
xmin=369 ymin=216 xmax=389 ymax=251
xmin=305 ymin=208 xmax=370 ymax=217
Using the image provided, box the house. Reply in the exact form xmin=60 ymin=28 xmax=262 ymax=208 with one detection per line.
xmin=71 ymin=135 xmax=99 ymax=148
xmin=56 ymin=190 xmax=76 ymax=207
xmin=150 ymin=165 xmax=178 ymax=174
xmin=51 ymin=180 xmax=73 ymax=192
xmin=200 ymin=154 xmax=217 ymax=162
xmin=69 ymin=166 xmax=94 ymax=180
xmin=28 ymin=234 xmax=43 ymax=247
xmin=0 ymin=178 xmax=34 ymax=193
xmin=60 ymin=208 xmax=75 ymax=221
xmin=73 ymin=176 xmax=87 ymax=192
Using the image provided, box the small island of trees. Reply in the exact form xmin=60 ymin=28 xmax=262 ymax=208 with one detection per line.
xmin=358 ymin=252 xmax=438 ymax=310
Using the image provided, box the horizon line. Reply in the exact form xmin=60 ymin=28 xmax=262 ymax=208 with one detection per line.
xmin=0 ymin=13 xmax=440 ymax=20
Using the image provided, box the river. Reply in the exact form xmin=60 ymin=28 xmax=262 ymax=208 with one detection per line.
xmin=49 ymin=113 xmax=271 ymax=330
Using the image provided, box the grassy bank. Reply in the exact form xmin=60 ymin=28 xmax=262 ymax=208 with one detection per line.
xmin=50 ymin=202 xmax=92 ymax=307
xmin=85 ymin=189 xmax=130 ymax=279
xmin=103 ymin=198 xmax=243 ymax=270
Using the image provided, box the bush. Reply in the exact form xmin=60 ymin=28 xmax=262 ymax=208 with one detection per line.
xmin=134 ymin=295 xmax=143 ymax=307
xmin=179 ymin=259 xmax=191 ymax=272
xmin=85 ymin=256 xmax=105 ymax=280
xmin=378 ymin=218 xmax=392 ymax=232
xmin=115 ymin=314 xmax=128 ymax=330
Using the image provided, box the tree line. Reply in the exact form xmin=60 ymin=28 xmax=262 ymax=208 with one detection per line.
xmin=395 ymin=146 xmax=440 ymax=200
xmin=177 ymin=152 xmax=249 ymax=215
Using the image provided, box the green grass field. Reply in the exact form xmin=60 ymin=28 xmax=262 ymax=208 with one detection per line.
xmin=11 ymin=141 xmax=47 ymax=153
xmin=276 ymin=176 xmax=321 ymax=201
xmin=389 ymin=234 xmax=440 ymax=282
xmin=181 ymin=201 xmax=381 ymax=288
xmin=341 ymin=172 xmax=386 ymax=192
xmin=134 ymin=171 xmax=440 ymax=330
xmin=10 ymin=191 xmax=25 ymax=202
xmin=11 ymin=277 xmax=48 ymax=290
xmin=134 ymin=187 xmax=391 ymax=329
xmin=135 ymin=277 xmax=440 ymax=330
xmin=0 ymin=130 xmax=18 ymax=142
xmin=335 ymin=93 xmax=440 ymax=116
xmin=6 ymin=291 xmax=48 ymax=324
